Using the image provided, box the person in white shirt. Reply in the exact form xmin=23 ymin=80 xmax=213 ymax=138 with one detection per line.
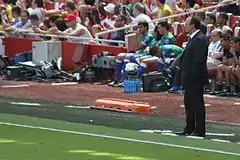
xmin=207 ymin=29 xmax=223 ymax=70
xmin=208 ymin=29 xmax=223 ymax=59
xmin=101 ymin=3 xmax=116 ymax=29
xmin=50 ymin=14 xmax=93 ymax=42
xmin=131 ymin=3 xmax=155 ymax=31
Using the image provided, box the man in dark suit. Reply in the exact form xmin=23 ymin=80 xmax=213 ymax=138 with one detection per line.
xmin=178 ymin=17 xmax=209 ymax=137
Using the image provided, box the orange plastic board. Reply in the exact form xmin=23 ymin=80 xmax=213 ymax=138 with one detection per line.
xmin=94 ymin=98 xmax=152 ymax=113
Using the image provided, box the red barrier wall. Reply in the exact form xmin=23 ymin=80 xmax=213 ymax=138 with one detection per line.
xmin=62 ymin=42 xmax=127 ymax=71
xmin=4 ymin=37 xmax=39 ymax=59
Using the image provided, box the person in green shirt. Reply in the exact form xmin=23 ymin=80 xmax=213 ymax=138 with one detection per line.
xmin=136 ymin=44 xmax=183 ymax=78
xmin=109 ymin=20 xmax=155 ymax=87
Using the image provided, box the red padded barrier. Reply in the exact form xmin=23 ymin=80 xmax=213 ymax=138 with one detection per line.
xmin=61 ymin=42 xmax=127 ymax=71
xmin=4 ymin=37 xmax=39 ymax=59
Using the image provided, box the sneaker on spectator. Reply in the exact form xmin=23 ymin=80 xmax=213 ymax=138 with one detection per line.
xmin=168 ymin=85 xmax=181 ymax=93
xmin=108 ymin=81 xmax=118 ymax=86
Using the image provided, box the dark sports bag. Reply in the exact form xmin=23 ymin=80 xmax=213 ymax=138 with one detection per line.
xmin=142 ymin=71 xmax=171 ymax=92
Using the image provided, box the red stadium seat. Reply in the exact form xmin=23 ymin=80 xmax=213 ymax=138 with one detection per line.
xmin=230 ymin=15 xmax=240 ymax=30
xmin=176 ymin=32 xmax=188 ymax=48
xmin=173 ymin=22 xmax=185 ymax=37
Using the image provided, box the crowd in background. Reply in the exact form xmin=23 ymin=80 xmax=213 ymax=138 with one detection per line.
xmin=0 ymin=0 xmax=240 ymax=95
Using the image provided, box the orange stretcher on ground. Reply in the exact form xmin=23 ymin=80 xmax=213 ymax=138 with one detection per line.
xmin=93 ymin=98 xmax=152 ymax=113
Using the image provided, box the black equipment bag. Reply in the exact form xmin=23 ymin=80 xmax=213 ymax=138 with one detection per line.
xmin=142 ymin=71 xmax=171 ymax=92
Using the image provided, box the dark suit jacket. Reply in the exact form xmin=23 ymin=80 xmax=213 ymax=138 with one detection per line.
xmin=180 ymin=31 xmax=209 ymax=88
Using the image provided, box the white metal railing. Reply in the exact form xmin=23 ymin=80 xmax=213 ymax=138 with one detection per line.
xmin=0 ymin=31 xmax=126 ymax=46
xmin=95 ymin=1 xmax=238 ymax=40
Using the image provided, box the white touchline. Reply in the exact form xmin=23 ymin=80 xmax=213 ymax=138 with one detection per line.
xmin=1 ymin=84 xmax=30 ymax=88
xmin=51 ymin=82 xmax=78 ymax=86
xmin=9 ymin=102 xmax=41 ymax=106
xmin=206 ymin=133 xmax=235 ymax=137
xmin=64 ymin=105 xmax=91 ymax=109
xmin=0 ymin=122 xmax=239 ymax=157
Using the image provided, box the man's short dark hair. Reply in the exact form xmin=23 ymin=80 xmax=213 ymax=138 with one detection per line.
xmin=224 ymin=28 xmax=233 ymax=37
xmin=206 ymin=13 xmax=216 ymax=24
xmin=157 ymin=0 xmax=166 ymax=4
xmin=138 ymin=21 xmax=149 ymax=30
xmin=190 ymin=17 xmax=201 ymax=30
xmin=219 ymin=12 xmax=228 ymax=21
xmin=22 ymin=10 xmax=30 ymax=17
xmin=12 ymin=6 xmax=21 ymax=16
xmin=134 ymin=3 xmax=145 ymax=13
xmin=158 ymin=21 xmax=170 ymax=31
xmin=186 ymin=0 xmax=196 ymax=8
xmin=30 ymin=14 xmax=39 ymax=21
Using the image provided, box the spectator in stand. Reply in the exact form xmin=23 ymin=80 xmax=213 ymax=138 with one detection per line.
xmin=1 ymin=0 xmax=13 ymax=22
xmin=208 ymin=29 xmax=223 ymax=60
xmin=109 ymin=14 xmax=126 ymax=46
xmin=144 ymin=0 xmax=158 ymax=19
xmin=127 ymin=0 xmax=141 ymax=17
xmin=49 ymin=14 xmax=92 ymax=42
xmin=65 ymin=1 xmax=80 ymax=21
xmin=11 ymin=6 xmax=21 ymax=25
xmin=215 ymin=12 xmax=228 ymax=29
xmin=54 ymin=0 xmax=66 ymax=10
xmin=213 ymin=0 xmax=240 ymax=16
xmin=92 ymin=24 xmax=103 ymax=37
xmin=11 ymin=10 xmax=31 ymax=29
xmin=156 ymin=0 xmax=174 ymax=22
xmin=204 ymin=13 xmax=216 ymax=25
xmin=131 ymin=3 xmax=155 ymax=31
xmin=216 ymin=35 xmax=238 ymax=96
xmin=101 ymin=3 xmax=116 ymax=29
xmin=109 ymin=21 xmax=155 ymax=87
xmin=222 ymin=26 xmax=233 ymax=36
xmin=136 ymin=44 xmax=183 ymax=79
xmin=207 ymin=29 xmax=223 ymax=75
xmin=29 ymin=14 xmax=44 ymax=29
xmin=155 ymin=21 xmax=176 ymax=46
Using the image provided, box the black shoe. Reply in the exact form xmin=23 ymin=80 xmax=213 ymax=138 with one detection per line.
xmin=175 ymin=131 xmax=192 ymax=136
xmin=190 ymin=132 xmax=205 ymax=138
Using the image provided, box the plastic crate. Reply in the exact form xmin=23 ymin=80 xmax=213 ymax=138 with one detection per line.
xmin=124 ymin=79 xmax=141 ymax=93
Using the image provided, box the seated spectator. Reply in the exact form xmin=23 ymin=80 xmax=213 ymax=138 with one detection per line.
xmin=109 ymin=21 xmax=155 ymax=87
xmin=208 ymin=29 xmax=223 ymax=60
xmin=64 ymin=1 xmax=81 ymax=23
xmin=216 ymin=35 xmax=239 ymax=96
xmin=131 ymin=3 xmax=155 ymax=31
xmin=109 ymin=14 xmax=126 ymax=46
xmin=136 ymin=44 xmax=183 ymax=78
xmin=101 ymin=3 xmax=116 ymax=29
xmin=222 ymin=26 xmax=234 ymax=36
xmin=11 ymin=6 xmax=21 ymax=25
xmin=215 ymin=12 xmax=228 ymax=29
xmin=155 ymin=21 xmax=176 ymax=46
xmin=205 ymin=13 xmax=216 ymax=26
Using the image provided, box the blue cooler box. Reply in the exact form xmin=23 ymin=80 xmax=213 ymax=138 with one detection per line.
xmin=124 ymin=80 xmax=141 ymax=93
